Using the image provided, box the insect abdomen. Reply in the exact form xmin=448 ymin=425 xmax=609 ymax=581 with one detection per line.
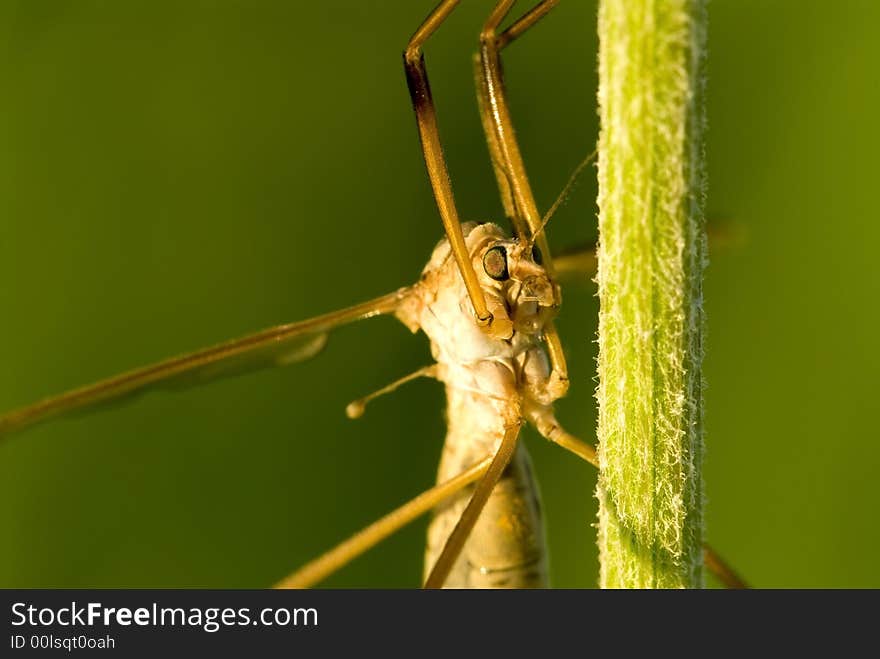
xmin=424 ymin=388 xmax=548 ymax=588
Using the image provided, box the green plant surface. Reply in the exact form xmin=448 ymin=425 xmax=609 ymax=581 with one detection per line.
xmin=595 ymin=0 xmax=706 ymax=588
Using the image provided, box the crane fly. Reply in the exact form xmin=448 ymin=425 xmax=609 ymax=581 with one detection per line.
xmin=0 ymin=0 xmax=744 ymax=588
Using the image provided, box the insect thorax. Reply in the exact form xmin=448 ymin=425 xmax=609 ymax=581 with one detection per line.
xmin=396 ymin=222 xmax=562 ymax=428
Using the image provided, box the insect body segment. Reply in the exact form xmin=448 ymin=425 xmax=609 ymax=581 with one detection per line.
xmin=396 ymin=222 xmax=568 ymax=587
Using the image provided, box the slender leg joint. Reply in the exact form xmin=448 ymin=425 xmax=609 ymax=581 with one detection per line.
xmin=542 ymin=322 xmax=570 ymax=398
xmin=475 ymin=310 xmax=494 ymax=328
xmin=527 ymin=406 xmax=598 ymax=468
xmin=481 ymin=0 xmax=516 ymax=43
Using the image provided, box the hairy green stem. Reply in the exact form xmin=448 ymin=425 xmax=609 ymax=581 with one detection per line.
xmin=595 ymin=0 xmax=707 ymax=588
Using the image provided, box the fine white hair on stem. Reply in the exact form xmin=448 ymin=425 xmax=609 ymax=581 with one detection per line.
xmin=595 ymin=0 xmax=708 ymax=589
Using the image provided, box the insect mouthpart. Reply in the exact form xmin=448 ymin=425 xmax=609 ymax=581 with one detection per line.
xmin=517 ymin=275 xmax=555 ymax=307
xmin=509 ymin=273 xmax=557 ymax=335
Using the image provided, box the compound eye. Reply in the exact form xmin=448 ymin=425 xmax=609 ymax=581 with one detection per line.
xmin=531 ymin=244 xmax=543 ymax=265
xmin=482 ymin=245 xmax=510 ymax=281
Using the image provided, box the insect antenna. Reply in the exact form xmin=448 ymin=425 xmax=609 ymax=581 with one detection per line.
xmin=528 ymin=148 xmax=597 ymax=249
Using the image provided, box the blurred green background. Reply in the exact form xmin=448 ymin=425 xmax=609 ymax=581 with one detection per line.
xmin=0 ymin=0 xmax=877 ymax=588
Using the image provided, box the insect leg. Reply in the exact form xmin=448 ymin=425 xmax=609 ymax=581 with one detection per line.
xmin=496 ymin=0 xmax=560 ymax=49
xmin=476 ymin=0 xmax=557 ymax=263
xmin=553 ymin=241 xmax=599 ymax=282
xmin=274 ymin=455 xmax=493 ymax=589
xmin=525 ymin=406 xmax=598 ymax=468
xmin=526 ymin=405 xmax=749 ymax=588
xmin=476 ymin=1 xmax=571 ymax=393
xmin=423 ymin=422 xmax=521 ymax=588
xmin=404 ymin=0 xmax=496 ymax=333
xmin=703 ymin=545 xmax=749 ymax=590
